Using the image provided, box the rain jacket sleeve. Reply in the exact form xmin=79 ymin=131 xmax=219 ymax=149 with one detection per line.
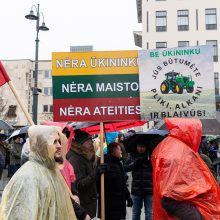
xmin=0 ymin=166 xmax=49 ymax=220
xmin=155 ymin=142 xmax=213 ymax=200
xmin=0 ymin=162 xmax=77 ymax=220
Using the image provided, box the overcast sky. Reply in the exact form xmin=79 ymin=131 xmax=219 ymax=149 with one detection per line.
xmin=0 ymin=0 xmax=141 ymax=60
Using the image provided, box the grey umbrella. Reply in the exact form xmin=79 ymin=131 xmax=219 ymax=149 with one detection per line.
xmin=7 ymin=126 xmax=29 ymax=141
xmin=19 ymin=126 xmax=29 ymax=135
xmin=68 ymin=122 xmax=97 ymax=130
xmin=0 ymin=119 xmax=13 ymax=130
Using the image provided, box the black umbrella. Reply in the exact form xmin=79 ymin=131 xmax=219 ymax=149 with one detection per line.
xmin=0 ymin=119 xmax=13 ymax=130
xmin=123 ymin=129 xmax=168 ymax=153
xmin=69 ymin=122 xmax=97 ymax=130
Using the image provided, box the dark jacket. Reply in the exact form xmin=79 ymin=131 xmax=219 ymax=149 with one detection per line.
xmin=10 ymin=141 xmax=22 ymax=165
xmin=73 ymin=201 xmax=87 ymax=220
xmin=125 ymin=152 xmax=153 ymax=196
xmin=161 ymin=197 xmax=204 ymax=220
xmin=98 ymin=155 xmax=129 ymax=220
xmin=200 ymin=153 xmax=217 ymax=180
xmin=0 ymin=141 xmax=7 ymax=168
xmin=67 ymin=141 xmax=97 ymax=218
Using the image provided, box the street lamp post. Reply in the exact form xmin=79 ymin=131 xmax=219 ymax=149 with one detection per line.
xmin=25 ymin=4 xmax=49 ymax=124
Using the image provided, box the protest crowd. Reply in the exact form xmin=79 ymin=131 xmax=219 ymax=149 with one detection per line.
xmin=0 ymin=118 xmax=220 ymax=220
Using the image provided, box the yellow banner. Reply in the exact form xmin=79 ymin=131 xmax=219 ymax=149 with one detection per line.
xmin=52 ymin=50 xmax=138 ymax=76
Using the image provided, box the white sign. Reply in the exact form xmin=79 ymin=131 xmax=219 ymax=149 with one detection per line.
xmin=138 ymin=45 xmax=215 ymax=120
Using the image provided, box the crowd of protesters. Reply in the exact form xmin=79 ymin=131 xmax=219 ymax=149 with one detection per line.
xmin=0 ymin=133 xmax=23 ymax=179
xmin=199 ymin=135 xmax=220 ymax=182
xmin=0 ymin=118 xmax=220 ymax=219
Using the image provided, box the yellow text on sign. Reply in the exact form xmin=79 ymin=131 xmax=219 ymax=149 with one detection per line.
xmin=52 ymin=51 xmax=138 ymax=76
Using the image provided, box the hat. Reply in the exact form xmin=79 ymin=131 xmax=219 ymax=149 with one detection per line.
xmin=74 ymin=129 xmax=91 ymax=144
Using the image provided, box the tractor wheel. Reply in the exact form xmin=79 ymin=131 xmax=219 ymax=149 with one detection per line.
xmin=175 ymin=83 xmax=183 ymax=94
xmin=160 ymin=81 xmax=169 ymax=94
xmin=186 ymin=87 xmax=194 ymax=93
xmin=171 ymin=86 xmax=177 ymax=93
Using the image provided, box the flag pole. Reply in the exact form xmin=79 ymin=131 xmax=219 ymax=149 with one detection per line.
xmin=7 ymin=81 xmax=34 ymax=125
xmin=100 ymin=122 xmax=105 ymax=220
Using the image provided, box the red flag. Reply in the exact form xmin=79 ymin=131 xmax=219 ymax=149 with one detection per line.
xmin=0 ymin=61 xmax=10 ymax=87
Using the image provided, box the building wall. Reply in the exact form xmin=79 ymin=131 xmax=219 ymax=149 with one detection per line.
xmin=0 ymin=60 xmax=53 ymax=126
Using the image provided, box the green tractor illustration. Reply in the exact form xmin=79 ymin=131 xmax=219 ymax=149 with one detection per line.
xmin=160 ymin=71 xmax=195 ymax=94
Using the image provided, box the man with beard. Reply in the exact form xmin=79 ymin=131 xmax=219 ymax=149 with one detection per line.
xmin=67 ymin=129 xmax=97 ymax=219
xmin=58 ymin=128 xmax=91 ymax=220
xmin=0 ymin=125 xmax=77 ymax=220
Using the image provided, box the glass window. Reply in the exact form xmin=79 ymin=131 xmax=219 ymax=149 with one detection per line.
xmin=178 ymin=10 xmax=189 ymax=31
xmin=206 ymin=40 xmax=218 ymax=62
xmin=156 ymin=42 xmax=167 ymax=49
xmin=156 ymin=11 xmax=167 ymax=32
xmin=43 ymin=88 xmax=49 ymax=96
xmin=205 ymin=8 xmax=217 ymax=30
xmin=44 ymin=70 xmax=52 ymax=79
xmin=214 ymin=72 xmax=219 ymax=95
xmin=43 ymin=87 xmax=52 ymax=96
xmin=43 ymin=105 xmax=48 ymax=113
xmin=178 ymin=41 xmax=189 ymax=47
xmin=43 ymin=105 xmax=53 ymax=113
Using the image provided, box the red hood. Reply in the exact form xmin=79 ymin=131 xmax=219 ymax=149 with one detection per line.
xmin=165 ymin=118 xmax=202 ymax=152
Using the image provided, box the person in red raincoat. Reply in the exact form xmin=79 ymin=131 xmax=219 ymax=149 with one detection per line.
xmin=152 ymin=118 xmax=220 ymax=220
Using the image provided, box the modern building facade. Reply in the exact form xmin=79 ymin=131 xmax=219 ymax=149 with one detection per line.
xmin=0 ymin=60 xmax=52 ymax=126
xmin=134 ymin=0 xmax=220 ymax=109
